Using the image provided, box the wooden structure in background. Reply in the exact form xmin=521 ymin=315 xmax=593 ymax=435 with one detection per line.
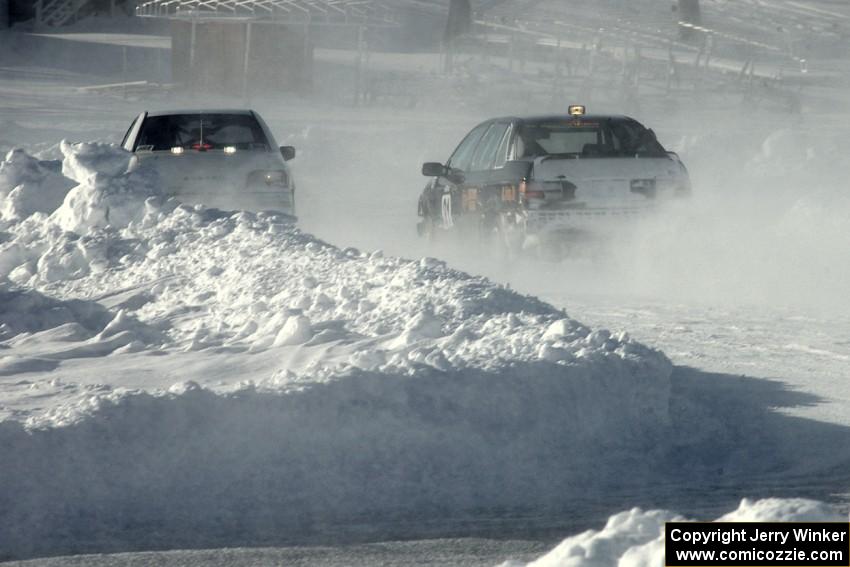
xmin=170 ymin=19 xmax=311 ymax=96
xmin=138 ymin=0 xmax=399 ymax=96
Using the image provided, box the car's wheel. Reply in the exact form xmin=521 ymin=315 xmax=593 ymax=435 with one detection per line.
xmin=476 ymin=212 xmax=523 ymax=262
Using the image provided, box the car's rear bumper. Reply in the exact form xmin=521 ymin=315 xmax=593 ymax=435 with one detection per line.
xmin=524 ymin=205 xmax=653 ymax=233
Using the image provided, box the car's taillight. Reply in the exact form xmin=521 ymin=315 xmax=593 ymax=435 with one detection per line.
xmin=519 ymin=180 xmax=545 ymax=200
xmin=520 ymin=180 xmax=569 ymax=202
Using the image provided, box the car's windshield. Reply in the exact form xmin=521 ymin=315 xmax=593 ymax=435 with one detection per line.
xmin=516 ymin=118 xmax=667 ymax=158
xmin=135 ymin=113 xmax=269 ymax=151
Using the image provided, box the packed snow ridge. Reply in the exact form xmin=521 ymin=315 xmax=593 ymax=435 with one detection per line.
xmin=0 ymin=142 xmax=673 ymax=558
xmin=0 ymin=142 xmax=671 ymax=426
xmin=507 ymin=498 xmax=848 ymax=567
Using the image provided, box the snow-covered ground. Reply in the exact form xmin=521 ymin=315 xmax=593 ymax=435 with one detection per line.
xmin=3 ymin=5 xmax=850 ymax=563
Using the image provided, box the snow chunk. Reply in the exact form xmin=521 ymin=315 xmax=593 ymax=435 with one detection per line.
xmin=0 ymin=149 xmax=74 ymax=220
xmin=168 ymin=380 xmax=202 ymax=395
xmin=273 ymin=315 xmax=314 ymax=346
xmin=51 ymin=141 xmax=161 ymax=233
xmin=538 ymin=343 xmax=573 ymax=362
xmin=719 ymin=498 xmax=845 ymax=523
xmin=60 ymin=139 xmax=134 ymax=181
xmin=406 ymin=310 xmax=444 ymax=339
xmin=542 ymin=318 xmax=585 ymax=342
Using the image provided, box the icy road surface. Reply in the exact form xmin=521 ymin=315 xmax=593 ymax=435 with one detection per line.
xmin=0 ymin=539 xmax=551 ymax=567
xmin=544 ymin=294 xmax=850 ymax=427
xmin=2 ymin=499 xmax=846 ymax=567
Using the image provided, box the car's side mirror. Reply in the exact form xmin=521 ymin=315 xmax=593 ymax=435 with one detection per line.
xmin=280 ymin=146 xmax=296 ymax=161
xmin=423 ymin=162 xmax=465 ymax=184
xmin=422 ymin=162 xmax=448 ymax=177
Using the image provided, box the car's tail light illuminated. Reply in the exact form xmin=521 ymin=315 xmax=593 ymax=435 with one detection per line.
xmin=191 ymin=142 xmax=213 ymax=152
xmin=521 ymin=180 xmax=573 ymax=202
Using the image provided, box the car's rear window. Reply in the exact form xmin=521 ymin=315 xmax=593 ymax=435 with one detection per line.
xmin=135 ymin=113 xmax=269 ymax=151
xmin=517 ymin=119 xmax=666 ymax=158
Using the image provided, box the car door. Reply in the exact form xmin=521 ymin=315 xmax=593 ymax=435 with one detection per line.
xmin=467 ymin=121 xmax=513 ymax=213
xmin=441 ymin=122 xmax=513 ymax=228
xmin=423 ymin=121 xmax=490 ymax=230
xmin=450 ymin=122 xmax=512 ymax=229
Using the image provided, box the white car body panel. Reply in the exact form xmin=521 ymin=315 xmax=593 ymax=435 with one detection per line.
xmin=531 ymin=156 xmax=688 ymax=205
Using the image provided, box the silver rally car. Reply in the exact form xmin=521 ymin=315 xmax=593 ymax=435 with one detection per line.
xmin=418 ymin=106 xmax=691 ymax=252
xmin=122 ymin=109 xmax=296 ymax=215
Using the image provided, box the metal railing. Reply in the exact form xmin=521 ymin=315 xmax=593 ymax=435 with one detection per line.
xmin=35 ymin=0 xmax=91 ymax=27
xmin=134 ymin=0 xmax=399 ymax=24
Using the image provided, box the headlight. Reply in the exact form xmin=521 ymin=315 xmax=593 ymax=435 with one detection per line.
xmin=247 ymin=170 xmax=289 ymax=188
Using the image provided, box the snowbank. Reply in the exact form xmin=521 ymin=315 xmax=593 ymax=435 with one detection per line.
xmin=0 ymin=148 xmax=74 ymax=221
xmin=0 ymin=141 xmax=676 ymax=558
xmin=0 ymin=283 xmax=165 ymax=379
xmin=0 ymin=284 xmax=114 ymax=338
xmin=0 ymin=143 xmax=162 ymax=284
xmin=1 ymin=143 xmax=669 ymax=390
xmin=508 ymin=499 xmax=846 ymax=567
xmin=52 ymin=140 xmax=162 ymax=233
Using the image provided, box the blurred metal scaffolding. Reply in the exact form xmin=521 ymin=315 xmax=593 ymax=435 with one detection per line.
xmin=135 ymin=0 xmax=400 ymax=25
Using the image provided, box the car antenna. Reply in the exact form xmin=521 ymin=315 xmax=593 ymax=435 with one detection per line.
xmin=199 ymin=112 xmax=204 ymax=149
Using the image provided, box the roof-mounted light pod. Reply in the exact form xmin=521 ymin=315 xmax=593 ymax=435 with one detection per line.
xmin=568 ymin=105 xmax=586 ymax=116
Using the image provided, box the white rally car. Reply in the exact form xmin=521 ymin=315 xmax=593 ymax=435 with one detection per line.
xmin=418 ymin=106 xmax=691 ymax=254
xmin=122 ymin=109 xmax=296 ymax=215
